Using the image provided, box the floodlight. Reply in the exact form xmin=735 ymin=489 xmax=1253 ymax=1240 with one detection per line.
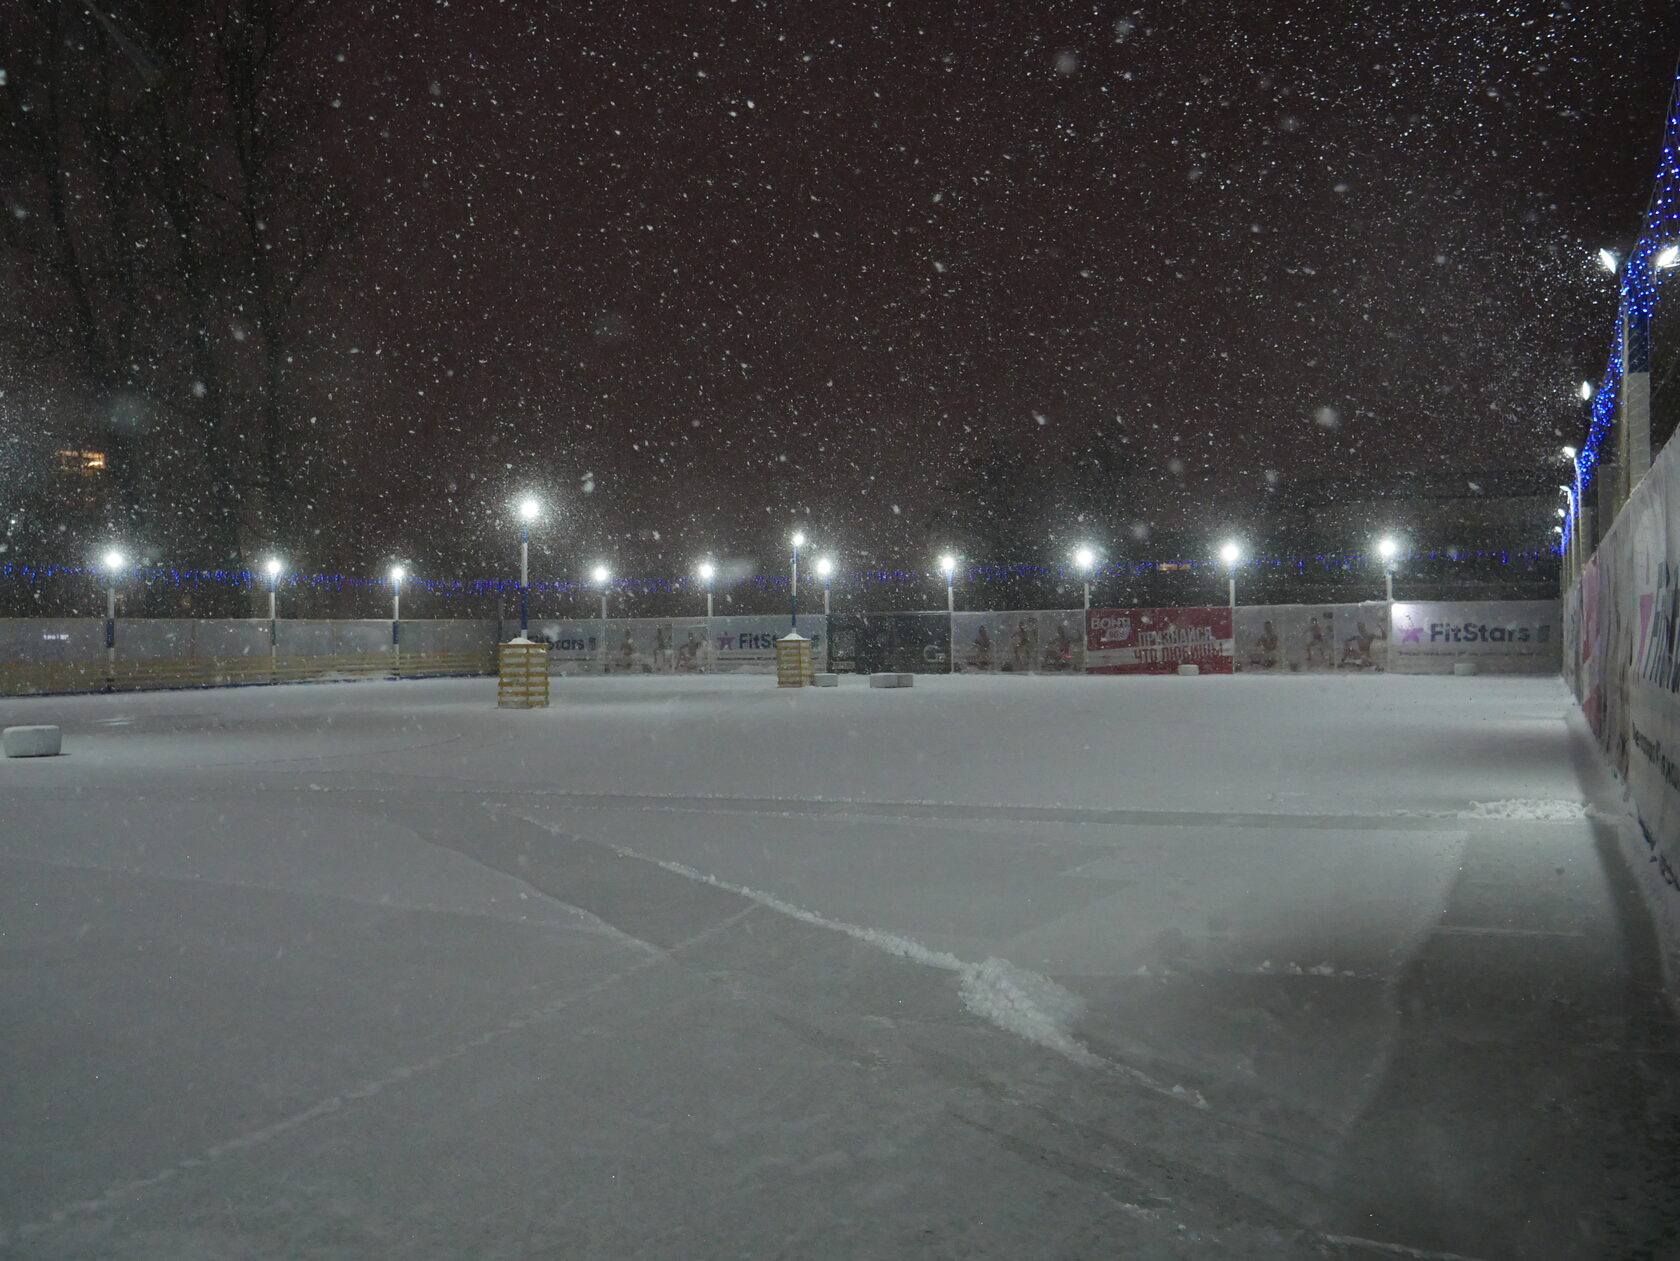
xmin=1578 ymin=381 xmax=1593 ymax=401
xmin=815 ymin=556 xmax=835 ymax=579
xmin=790 ymin=530 xmax=807 ymax=549
xmin=1656 ymin=244 xmax=1679 ymax=270
xmin=938 ymin=553 xmax=957 ymax=577
xmin=1219 ymin=541 xmax=1240 ymax=566
xmin=1597 ymin=248 xmax=1619 ymax=273
xmin=591 ymin=564 xmax=611 ymax=585
xmin=1562 ymin=446 xmax=1577 ymax=459
xmin=390 ymin=564 xmax=405 ymax=583
xmin=1073 ymin=546 xmax=1096 ymax=572
xmin=517 ymin=497 xmax=541 ymax=521
xmin=697 ymin=561 xmax=716 ymax=582
xmin=263 ymin=557 xmax=282 ymax=577
xmin=102 ymin=549 xmax=125 ymax=571
xmin=1376 ymin=536 xmax=1399 ymax=561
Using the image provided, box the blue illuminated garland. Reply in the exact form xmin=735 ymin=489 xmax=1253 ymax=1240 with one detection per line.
xmin=0 ymin=550 xmax=1556 ymax=603
xmin=1566 ymin=63 xmax=1680 ymax=551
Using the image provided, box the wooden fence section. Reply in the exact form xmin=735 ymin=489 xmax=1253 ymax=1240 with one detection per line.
xmin=0 ymin=650 xmax=498 ymax=698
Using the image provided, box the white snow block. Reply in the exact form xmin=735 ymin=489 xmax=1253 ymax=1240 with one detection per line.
xmin=869 ymin=672 xmax=913 ymax=688
xmin=811 ymin=673 xmax=839 ymax=687
xmin=4 ymin=725 xmax=62 ymax=758
xmin=1177 ymin=664 xmax=1200 ymax=677
xmin=1453 ymin=661 xmax=1479 ymax=677
xmin=898 ymin=673 xmax=915 ymax=687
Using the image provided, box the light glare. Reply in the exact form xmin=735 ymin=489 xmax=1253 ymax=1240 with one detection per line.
xmin=1219 ymin=541 xmax=1240 ymax=566
xmin=1377 ymin=536 xmax=1400 ymax=561
xmin=1578 ymin=381 xmax=1593 ymax=401
xmin=790 ymin=530 xmax=807 ymax=549
xmin=102 ymin=549 xmax=125 ymax=572
xmin=1597 ymin=247 xmax=1619 ymax=273
xmin=1073 ymin=545 xmax=1096 ymax=572
xmin=517 ymin=497 xmax=541 ymax=521
xmin=697 ymin=561 xmax=716 ymax=582
xmin=1562 ymin=445 xmax=1577 ymax=459
xmin=815 ymin=556 xmax=834 ymax=579
xmin=591 ymin=564 xmax=611 ymax=585
xmin=938 ymin=553 xmax=957 ymax=577
xmin=1657 ymin=244 xmax=1679 ymax=270
xmin=263 ymin=557 xmax=282 ymax=577
xmin=390 ymin=564 xmax=405 ymax=583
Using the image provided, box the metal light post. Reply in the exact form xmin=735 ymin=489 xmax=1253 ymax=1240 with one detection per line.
xmin=697 ymin=561 xmax=716 ymax=673
xmin=789 ymin=530 xmax=806 ymax=631
xmin=517 ymin=497 xmax=540 ymax=636
xmin=592 ymin=564 xmax=611 ymax=673
xmin=389 ymin=565 xmax=405 ymax=656
xmin=101 ymin=549 xmax=124 ymax=691
xmin=1552 ymin=490 xmax=1565 ymax=591
xmin=1219 ymin=541 xmax=1241 ymax=609
xmin=938 ymin=553 xmax=957 ymax=673
xmin=815 ymin=556 xmax=834 ymax=615
xmin=1563 ymin=443 xmax=1588 ymax=581
xmin=697 ymin=561 xmax=716 ymax=620
xmin=1073 ymin=545 xmax=1097 ymax=611
xmin=1376 ymin=536 xmax=1400 ymax=603
xmin=263 ymin=557 xmax=282 ymax=644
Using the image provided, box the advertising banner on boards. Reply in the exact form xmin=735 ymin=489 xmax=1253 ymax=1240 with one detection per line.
xmin=1085 ymin=607 xmax=1233 ymax=674
xmin=951 ymin=611 xmax=1084 ymax=674
xmin=1388 ymin=601 xmax=1560 ymax=674
xmin=1233 ymin=603 xmax=1390 ymax=673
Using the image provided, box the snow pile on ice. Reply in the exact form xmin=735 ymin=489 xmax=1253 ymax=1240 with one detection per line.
xmin=1462 ymin=799 xmax=1588 ymax=821
xmin=956 ymin=958 xmax=1100 ymax=1068
xmin=606 ymin=843 xmax=1111 ymax=1070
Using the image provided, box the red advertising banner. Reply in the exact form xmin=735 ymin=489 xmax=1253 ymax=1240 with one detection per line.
xmin=1085 ymin=607 xmax=1234 ymax=674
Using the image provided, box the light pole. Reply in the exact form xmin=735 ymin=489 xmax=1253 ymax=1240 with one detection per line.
xmin=697 ymin=560 xmax=716 ymax=673
xmin=516 ymin=497 xmax=540 ymax=637
xmin=101 ymin=549 xmax=124 ymax=690
xmin=389 ymin=565 xmax=405 ymax=656
xmin=938 ymin=553 xmax=957 ymax=673
xmin=1552 ymin=490 xmax=1565 ymax=591
xmin=697 ymin=560 xmax=716 ymax=620
xmin=592 ymin=563 xmax=611 ymax=673
xmin=815 ymin=556 xmax=834 ymax=615
xmin=1563 ymin=442 xmax=1588 ymax=578
xmin=1376 ymin=536 xmax=1399 ymax=603
xmin=263 ymin=557 xmax=282 ymax=646
xmin=1072 ymin=545 xmax=1097 ymax=610
xmin=789 ymin=530 xmax=806 ymax=631
xmin=1219 ymin=541 xmax=1241 ymax=609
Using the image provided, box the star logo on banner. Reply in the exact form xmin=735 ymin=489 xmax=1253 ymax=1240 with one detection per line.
xmin=1399 ymin=622 xmax=1424 ymax=644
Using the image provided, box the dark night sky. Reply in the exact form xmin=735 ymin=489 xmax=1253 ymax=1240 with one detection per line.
xmin=281 ymin=1 xmax=1678 ymax=579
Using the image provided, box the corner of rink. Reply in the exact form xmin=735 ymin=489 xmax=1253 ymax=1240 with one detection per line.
xmin=1565 ymin=702 xmax=1680 ymax=1001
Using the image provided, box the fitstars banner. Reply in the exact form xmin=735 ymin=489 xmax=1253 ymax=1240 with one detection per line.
xmin=1388 ymin=602 xmax=1561 ymax=674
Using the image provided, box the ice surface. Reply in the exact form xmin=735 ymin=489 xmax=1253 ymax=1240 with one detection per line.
xmin=1 ymin=673 xmax=1675 ymax=1259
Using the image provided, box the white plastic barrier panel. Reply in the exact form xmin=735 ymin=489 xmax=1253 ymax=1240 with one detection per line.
xmin=1234 ymin=603 xmax=1391 ymax=673
xmin=1388 ymin=601 xmax=1560 ymax=675
xmin=951 ymin=611 xmax=1084 ymax=674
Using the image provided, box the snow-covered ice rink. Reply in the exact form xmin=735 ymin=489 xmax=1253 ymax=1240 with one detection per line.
xmin=3 ymin=673 xmax=1676 ymax=1259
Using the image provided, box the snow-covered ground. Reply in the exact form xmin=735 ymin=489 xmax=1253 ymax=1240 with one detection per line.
xmin=2 ymin=673 xmax=1675 ymax=1259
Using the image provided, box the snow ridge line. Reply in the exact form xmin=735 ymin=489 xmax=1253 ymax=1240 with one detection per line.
xmin=577 ymin=835 xmax=1206 ymax=1107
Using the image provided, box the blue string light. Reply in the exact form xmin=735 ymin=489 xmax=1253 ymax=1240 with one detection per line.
xmin=0 ymin=548 xmax=1556 ymax=604
xmin=1567 ymin=67 xmax=1680 ymax=550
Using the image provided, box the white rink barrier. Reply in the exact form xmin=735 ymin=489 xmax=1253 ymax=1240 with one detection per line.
xmin=1566 ymin=436 xmax=1680 ymax=986
xmin=0 ymin=618 xmax=499 ymax=697
xmin=513 ymin=616 xmax=828 ymax=676
xmin=1234 ymin=601 xmax=1560 ymax=676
